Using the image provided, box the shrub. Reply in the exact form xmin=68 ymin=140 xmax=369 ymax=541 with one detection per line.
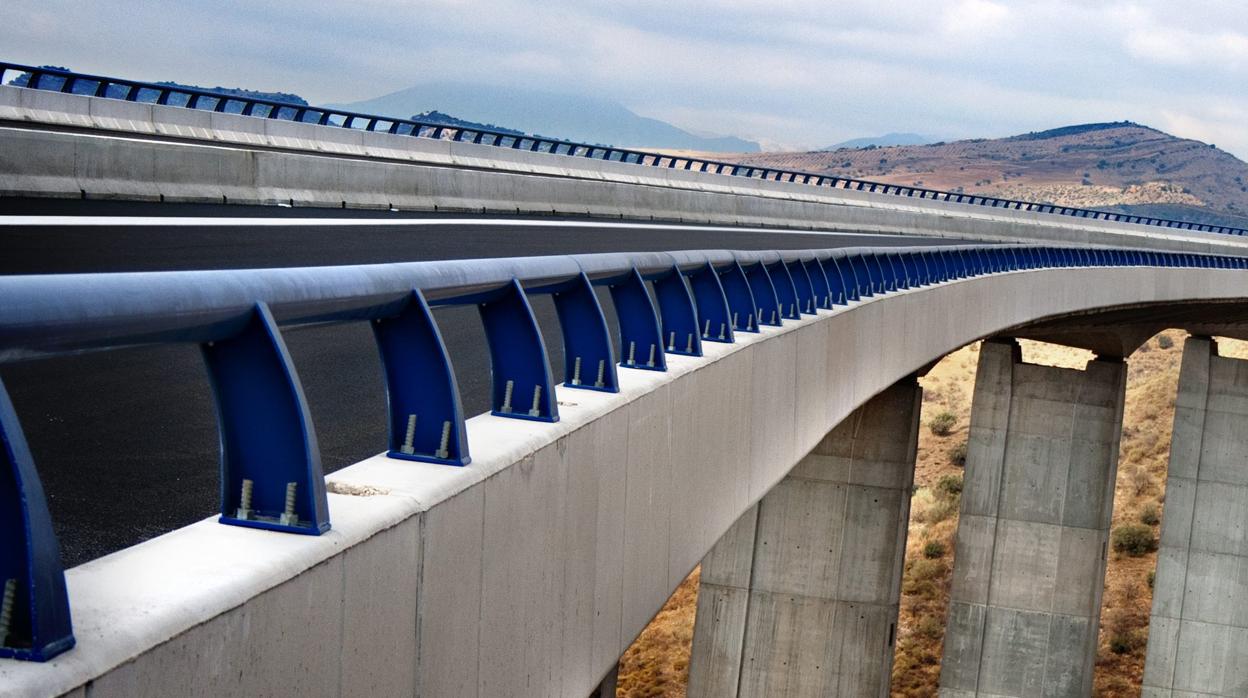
xmin=1148 ymin=570 xmax=1156 ymax=589
xmin=911 ymin=488 xmax=959 ymax=525
xmin=908 ymin=558 xmax=947 ymax=583
xmin=928 ymin=411 xmax=957 ymax=436
xmin=916 ymin=614 xmax=943 ymax=640
xmin=1157 ymin=334 xmax=1174 ymax=349
xmin=923 ymin=540 xmax=947 ymax=559
xmin=1109 ymin=630 xmax=1146 ymax=654
xmin=1140 ymin=503 xmax=1161 ymax=526
xmin=1113 ymin=524 xmax=1158 ymax=556
xmin=908 ymin=489 xmax=953 ymax=526
xmin=1130 ymin=465 xmax=1153 ymax=496
xmin=948 ymin=440 xmax=968 ymax=467
xmin=936 ymin=475 xmax=964 ymax=498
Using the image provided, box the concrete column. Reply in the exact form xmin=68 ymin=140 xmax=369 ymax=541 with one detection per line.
xmin=1143 ymin=337 xmax=1248 ymax=697
xmin=688 ymin=378 xmax=920 ymax=698
xmin=940 ymin=340 xmax=1126 ymax=698
xmin=589 ymin=665 xmax=617 ymax=698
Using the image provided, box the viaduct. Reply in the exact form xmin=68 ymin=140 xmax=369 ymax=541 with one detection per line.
xmin=1 ymin=65 xmax=1247 ymax=697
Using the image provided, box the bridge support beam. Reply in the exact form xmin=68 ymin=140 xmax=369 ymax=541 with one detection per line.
xmin=1143 ymin=336 xmax=1248 ymax=697
xmin=687 ymin=378 xmax=920 ymax=698
xmin=940 ymin=340 xmax=1126 ymax=698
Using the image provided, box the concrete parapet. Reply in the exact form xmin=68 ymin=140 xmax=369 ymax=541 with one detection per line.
xmin=940 ymin=340 xmax=1126 ymax=697
xmin=688 ymin=379 xmax=921 ymax=698
xmin=4 ymin=85 xmax=1248 ymax=254
xmin=1142 ymin=336 xmax=1248 ymax=697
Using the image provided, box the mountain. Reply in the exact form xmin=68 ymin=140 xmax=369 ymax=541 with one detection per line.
xmin=333 ymin=82 xmax=759 ymax=152
xmin=410 ymin=110 xmax=523 ymax=136
xmin=724 ymin=121 xmax=1248 ymax=228
xmin=824 ymin=132 xmax=933 ymax=150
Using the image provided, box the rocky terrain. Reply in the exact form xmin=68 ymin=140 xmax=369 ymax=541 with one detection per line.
xmin=725 ymin=122 xmax=1248 ymax=228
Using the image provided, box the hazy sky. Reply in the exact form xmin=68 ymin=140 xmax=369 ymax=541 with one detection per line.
xmin=5 ymin=1 xmax=1248 ymax=156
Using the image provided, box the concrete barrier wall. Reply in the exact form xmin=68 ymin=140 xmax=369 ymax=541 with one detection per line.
xmin=3 ymin=85 xmax=1248 ymax=255
xmin=5 ymin=265 xmax=1248 ymax=697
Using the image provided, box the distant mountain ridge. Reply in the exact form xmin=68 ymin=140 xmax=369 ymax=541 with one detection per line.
xmin=333 ymin=82 xmax=760 ymax=152
xmin=411 ymin=110 xmax=523 ymax=136
xmin=724 ymin=122 xmax=1248 ymax=228
xmin=824 ymin=132 xmax=933 ymax=150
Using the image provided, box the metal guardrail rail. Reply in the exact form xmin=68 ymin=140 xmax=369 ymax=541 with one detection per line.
xmin=2 ymin=61 xmax=1245 ymax=238
xmin=0 ymin=243 xmax=1244 ymax=662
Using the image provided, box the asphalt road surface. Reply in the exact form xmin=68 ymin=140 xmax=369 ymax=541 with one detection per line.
xmin=0 ymin=199 xmax=970 ymax=566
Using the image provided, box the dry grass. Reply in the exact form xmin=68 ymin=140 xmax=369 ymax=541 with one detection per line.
xmin=616 ymin=568 xmax=699 ymax=698
xmin=617 ymin=332 xmax=1200 ymax=697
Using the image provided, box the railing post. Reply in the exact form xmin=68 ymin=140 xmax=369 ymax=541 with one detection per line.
xmin=742 ymin=262 xmax=782 ymax=323
xmin=687 ymin=263 xmax=735 ymax=343
xmin=606 ymin=269 xmax=666 ymax=372
xmin=651 ymin=267 xmax=703 ymax=357
xmin=478 ymin=280 xmax=559 ymax=422
xmin=372 ymin=290 xmax=470 ymax=465
xmin=717 ymin=262 xmax=760 ymax=333
xmin=549 ymin=273 xmax=621 ymax=388
xmin=0 ymin=378 xmax=74 ymax=662
xmin=203 ymin=303 xmax=330 ymax=535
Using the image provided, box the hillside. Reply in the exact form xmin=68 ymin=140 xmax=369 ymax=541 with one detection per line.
xmin=825 ymin=132 xmax=933 ymax=150
xmin=410 ymin=110 xmax=524 ymax=136
xmin=728 ymin=122 xmax=1248 ymax=227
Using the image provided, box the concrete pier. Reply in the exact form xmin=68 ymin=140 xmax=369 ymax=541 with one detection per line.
xmin=1142 ymin=336 xmax=1248 ymax=697
xmin=589 ymin=666 xmax=617 ymax=697
xmin=687 ymin=379 xmax=921 ymax=698
xmin=939 ymin=340 xmax=1126 ymax=697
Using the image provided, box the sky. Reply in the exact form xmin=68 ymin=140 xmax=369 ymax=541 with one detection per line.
xmin=4 ymin=1 xmax=1248 ymax=157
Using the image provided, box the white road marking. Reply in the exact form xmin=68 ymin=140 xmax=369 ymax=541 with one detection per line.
xmin=0 ymin=215 xmax=912 ymax=238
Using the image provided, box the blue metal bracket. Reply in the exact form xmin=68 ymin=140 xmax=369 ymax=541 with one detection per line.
xmin=823 ymin=257 xmax=851 ymax=305
xmin=889 ymin=253 xmax=911 ymax=289
xmin=834 ymin=256 xmax=862 ymax=302
xmin=651 ymin=266 xmax=702 ymax=356
xmin=479 ymin=279 xmax=558 ymax=422
xmin=0 ymin=378 xmax=74 ymax=662
xmin=883 ymin=252 xmax=903 ymax=290
xmin=687 ymin=263 xmax=735 ymax=343
xmin=743 ymin=263 xmax=782 ymax=326
xmin=872 ymin=253 xmax=892 ymax=290
xmin=548 ymin=273 xmax=620 ymax=387
xmin=785 ymin=260 xmax=818 ymax=315
xmin=846 ymin=255 xmax=873 ymax=298
xmin=203 ymin=303 xmax=330 ymax=535
xmin=608 ymin=269 xmax=666 ymax=371
xmin=765 ymin=262 xmax=801 ymax=320
xmin=372 ymin=290 xmax=470 ymax=466
xmin=718 ymin=262 xmax=760 ymax=333
xmin=803 ymin=259 xmax=833 ymax=309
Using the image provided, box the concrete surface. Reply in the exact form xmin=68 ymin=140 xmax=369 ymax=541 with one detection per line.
xmin=4 ymin=264 xmax=1248 ymax=696
xmin=687 ymin=379 xmax=920 ymax=697
xmin=1142 ymin=336 xmax=1248 ymax=697
xmin=940 ymin=340 xmax=1127 ymax=698
xmin=4 ymin=85 xmax=1248 ymax=255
